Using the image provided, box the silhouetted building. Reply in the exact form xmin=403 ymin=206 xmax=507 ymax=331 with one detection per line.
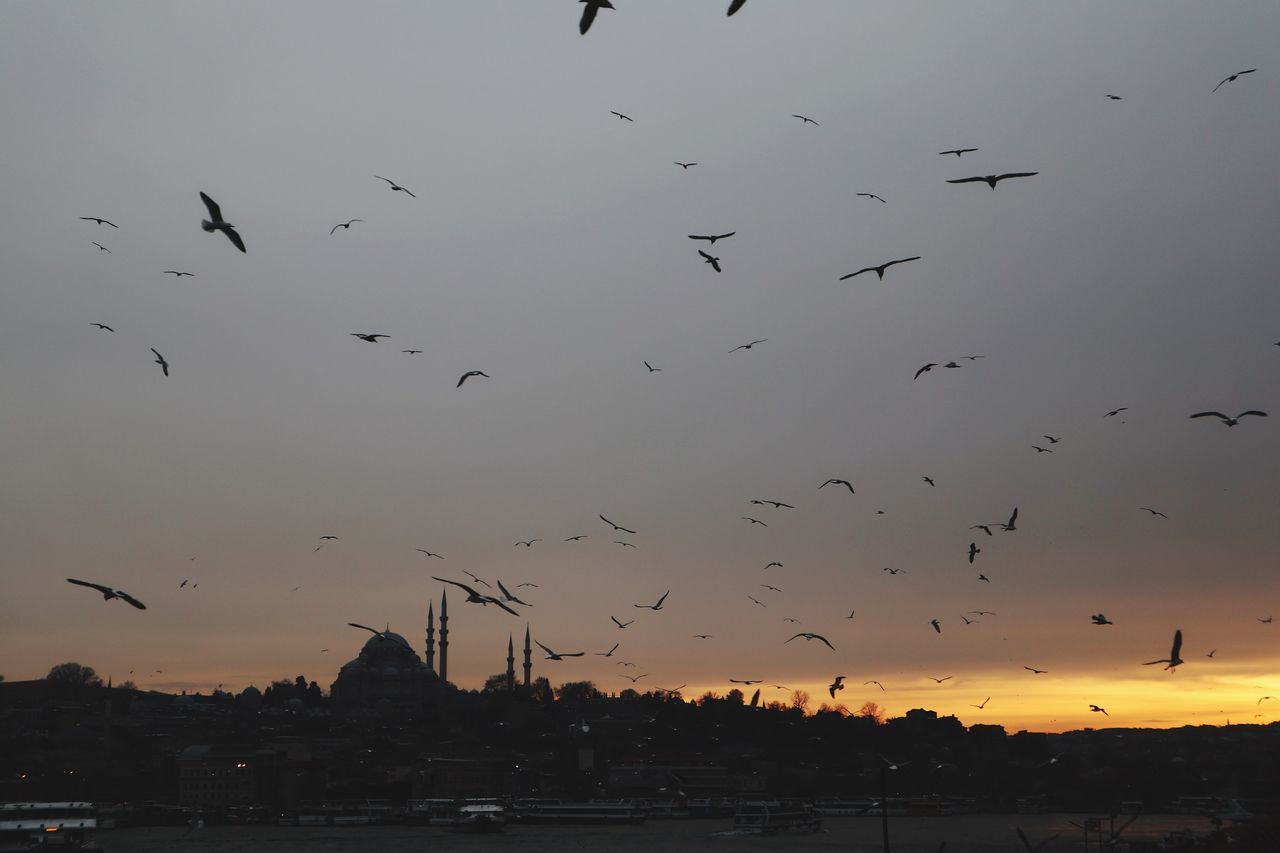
xmin=329 ymin=630 xmax=435 ymax=706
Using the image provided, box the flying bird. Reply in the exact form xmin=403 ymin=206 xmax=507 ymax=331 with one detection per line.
xmin=402 ymin=350 xmax=422 ymax=355
xmin=674 ymin=162 xmax=697 ymax=169
xmin=729 ymin=339 xmax=767 ymax=352
xmin=457 ymin=370 xmax=490 ymax=387
xmin=564 ymin=535 xmax=588 ymax=541
xmin=199 ymin=192 xmax=246 ymax=252
xmin=939 ymin=148 xmax=978 ymax=157
xmin=1043 ymin=435 xmax=1061 ymax=444
xmin=599 ymin=515 xmax=637 ymax=534
xmin=820 ymin=478 xmax=855 ymax=493
xmin=330 ymin=219 xmax=364 ymax=235
xmin=930 ymin=619 xmax=943 ymax=634
xmin=791 ymin=114 xmax=819 ymax=125
xmin=786 ymin=632 xmax=835 ymax=650
xmin=66 ymin=578 xmax=146 ymax=609
xmin=1105 ymin=94 xmax=1122 ymax=100
xmin=947 ymin=172 xmax=1038 ymax=189
xmin=968 ymin=542 xmax=980 ymax=563
xmin=923 ymin=476 xmax=935 ymax=487
xmin=91 ymin=323 xmax=115 ymax=332
xmin=163 ymin=270 xmax=195 ymax=277
xmin=741 ymin=516 xmax=768 ymax=527
xmin=970 ymin=697 xmax=991 ymax=709
xmin=611 ymin=617 xmax=634 ymax=629
xmin=978 ymin=574 xmax=990 ymax=583
xmin=693 ymin=634 xmax=712 ymax=639
xmin=495 ymin=579 xmax=531 ymax=606
xmin=928 ymin=675 xmax=952 ymax=683
xmin=970 ymin=524 xmax=993 ymax=536
xmin=748 ymin=596 xmax=765 ymax=607
xmin=1139 ymin=507 xmax=1168 ymax=518
xmin=535 ymin=640 xmax=584 ymax=661
xmin=1259 ymin=616 xmax=1273 ymax=624
xmin=1212 ymin=68 xmax=1256 ymax=92
xmin=1002 ymin=507 xmax=1019 ymax=531
xmin=864 ymin=680 xmax=884 ymax=691
xmin=689 ymin=232 xmax=735 ymax=245
xmin=1142 ymin=628 xmax=1184 ymax=670
xmin=729 ymin=679 xmax=762 ymax=685
xmin=610 ymin=111 xmax=633 ymax=122
xmin=761 ymin=585 xmax=782 ymax=592
xmin=578 ymin=0 xmax=614 ymax=34
xmin=828 ymin=676 xmax=846 ymax=698
xmin=596 ymin=643 xmax=619 ymax=657
xmin=374 ymin=175 xmax=416 ymax=197
xmin=1189 ymin=410 xmax=1267 ymax=427
xmin=839 ymin=257 xmax=920 ymax=281
xmin=80 ymin=217 xmax=118 ymax=227
xmin=1024 ymin=666 xmax=1048 ymax=675
xmin=351 ymin=333 xmax=389 ymax=342
xmin=621 ymin=674 xmax=648 ymax=683
xmin=514 ymin=539 xmax=541 ymax=547
xmin=914 ymin=363 xmax=938 ymax=380
xmin=150 ymin=348 xmax=169 ymax=376
xmin=726 ymin=0 xmax=747 ymax=15
xmin=1032 ymin=445 xmax=1053 ymax=453
xmin=1089 ymin=704 xmax=1109 ymax=716
xmin=92 ymin=242 xmax=111 ymax=253
xmin=764 ymin=561 xmax=783 ymax=569
xmin=614 ymin=540 xmax=636 ymax=548
xmin=1092 ymin=613 xmax=1113 ymax=625
xmin=883 ymin=567 xmax=906 ymax=575
xmin=634 ymin=591 xmax=670 ymax=610
xmin=644 ymin=361 xmax=661 ymax=372
xmin=1104 ymin=407 xmax=1128 ymax=417
xmin=346 ymin=623 xmax=413 ymax=650
xmin=431 ymin=577 xmax=519 ymax=615
xmin=752 ymin=500 xmax=794 ymax=508
xmin=856 ymin=193 xmax=887 ymax=203
xmin=697 ymin=249 xmax=722 ymax=272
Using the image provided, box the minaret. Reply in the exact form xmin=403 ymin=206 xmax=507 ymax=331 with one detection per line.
xmin=522 ymin=624 xmax=532 ymax=687
xmin=439 ymin=590 xmax=449 ymax=683
xmin=506 ymin=635 xmax=516 ymax=691
xmin=425 ymin=601 xmax=436 ymax=673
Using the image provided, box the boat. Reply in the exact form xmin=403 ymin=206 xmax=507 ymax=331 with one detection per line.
xmin=732 ymin=801 xmax=823 ymax=835
xmin=510 ymin=799 xmax=645 ymax=824
xmin=814 ymin=799 xmax=879 ymax=816
xmin=0 ymin=803 xmax=100 ymax=851
xmin=405 ymin=799 xmax=458 ymax=826
xmin=453 ymin=803 xmax=505 ymax=833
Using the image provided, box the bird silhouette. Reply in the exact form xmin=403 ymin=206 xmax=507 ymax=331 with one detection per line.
xmin=346 ymin=623 xmax=414 ymax=650
xmin=536 ymin=640 xmax=584 ymax=660
xmin=856 ymin=193 xmax=887 ymax=203
xmin=351 ymin=333 xmax=389 ymax=342
xmin=970 ymin=697 xmax=991 ymax=709
xmin=689 ymin=232 xmax=735 ymax=244
xmin=199 ymin=192 xmax=246 ymax=252
xmin=432 ymin=577 xmax=519 ymax=615
xmin=610 ymin=110 xmax=633 ymax=122
xmin=939 ymin=148 xmax=978 ymax=157
xmin=968 ymin=542 xmax=980 ymax=563
xmin=514 ymin=539 xmax=541 ymax=547
xmin=742 ymin=516 xmax=768 ymax=527
xmin=611 ymin=617 xmax=634 ymax=629
xmin=1139 ymin=507 xmax=1169 ymax=519
xmin=1089 ymin=704 xmax=1109 ymax=716
xmin=1104 ymin=407 xmax=1128 ymax=417
xmin=727 ymin=0 xmax=747 ymax=15
xmin=1024 ymin=666 xmax=1047 ymax=674
xmin=947 ymin=172 xmax=1038 ymax=189
xmin=644 ymin=361 xmax=661 ymax=372
xmin=928 ymin=675 xmax=952 ymax=684
xmin=828 ymin=675 xmax=846 ymax=698
xmin=150 ymin=348 xmax=169 ymax=376
xmin=674 ymin=162 xmax=697 ymax=169
xmin=634 ymin=591 xmax=670 ymax=610
xmin=578 ymin=0 xmax=614 ymax=34
xmin=820 ymin=478 xmax=855 ymax=493
xmin=930 ymin=619 xmax=943 ymax=634
xmin=1189 ymin=410 xmax=1267 ymax=427
xmin=698 ymin=249 xmax=722 ymax=272
xmin=80 ymin=217 xmax=118 ymax=227
xmin=374 ymin=175 xmax=416 ymax=197
xmin=914 ymin=363 xmax=938 ymax=379
xmin=786 ymin=632 xmax=835 ymax=650
xmin=600 ymin=515 xmax=637 ymax=534
xmin=91 ymin=323 xmax=115 ymax=332
xmin=163 ymin=270 xmax=195 ymax=277
xmin=791 ymin=114 xmax=819 ymax=125
xmin=415 ymin=549 xmax=443 ymax=558
xmin=840 ymin=257 xmax=920 ymax=281
xmin=596 ymin=643 xmax=619 ymax=657
xmin=457 ymin=370 xmax=489 ymax=387
xmin=66 ymin=578 xmax=146 ymax=609
xmin=729 ymin=339 xmax=767 ymax=352
xmin=1092 ymin=613 xmax=1113 ymax=625
xmin=864 ymin=680 xmax=884 ymax=691
xmin=330 ymin=219 xmax=364 ymax=235
xmin=92 ymin=242 xmax=111 ymax=253
xmin=1212 ymin=69 xmax=1256 ymax=92
xmin=1142 ymin=629 xmax=1184 ymax=670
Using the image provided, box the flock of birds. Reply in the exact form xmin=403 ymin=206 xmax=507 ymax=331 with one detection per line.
xmin=49 ymin=4 xmax=1275 ymax=728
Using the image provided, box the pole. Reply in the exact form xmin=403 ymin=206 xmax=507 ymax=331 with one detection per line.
xmin=880 ymin=766 xmax=891 ymax=853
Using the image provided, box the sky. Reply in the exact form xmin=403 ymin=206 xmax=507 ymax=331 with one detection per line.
xmin=1 ymin=1 xmax=1278 ymax=733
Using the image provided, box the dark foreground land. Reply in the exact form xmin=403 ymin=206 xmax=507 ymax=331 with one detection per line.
xmin=101 ymin=814 xmax=1222 ymax=853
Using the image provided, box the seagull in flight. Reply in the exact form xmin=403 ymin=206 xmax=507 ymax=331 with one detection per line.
xmin=1043 ymin=435 xmax=1061 ymax=444
xmin=578 ymin=0 xmax=614 ymax=34
xmin=970 ymin=697 xmax=991 ymax=709
xmin=883 ymin=567 xmax=906 ymax=575
xmin=741 ymin=516 xmax=768 ymax=526
xmin=1189 ymin=410 xmax=1267 ymax=427
xmin=402 ymin=350 xmax=422 ymax=355
xmin=150 ymin=348 xmax=169 ymax=376
xmin=621 ymin=673 xmax=648 ymax=683
xmin=1024 ymin=666 xmax=1048 ymax=675
xmin=1259 ymin=616 xmax=1273 ymax=624
xmin=599 ymin=515 xmax=637 ymax=534
xmin=1212 ymin=68 xmax=1256 ymax=92
xmin=764 ymin=561 xmax=783 ymax=569
xmin=457 ymin=370 xmax=489 ymax=387
xmin=91 ymin=323 xmax=115 ymax=332
xmin=536 ymin=640 xmax=584 ymax=660
xmin=1105 ymin=94 xmax=1123 ymax=100
xmin=689 ymin=232 xmax=735 ymax=245
xmin=791 ymin=114 xmax=819 ymax=125
xmin=319 ymin=535 xmax=339 ymax=540
xmin=914 ymin=362 xmax=938 ymax=380
xmin=431 ymin=577 xmax=519 ymax=615
xmin=748 ymin=595 xmax=765 ymax=607
xmin=856 ymin=193 xmax=887 ymax=203
xmin=698 ymin=250 xmax=722 ymax=272
xmin=634 ymin=591 xmax=670 ymax=610
xmin=751 ymin=499 xmax=794 ymax=508
xmin=596 ymin=643 xmax=619 ymax=657
xmin=729 ymin=679 xmax=762 ymax=685
xmin=727 ymin=0 xmax=747 ymax=14
xmin=610 ymin=110 xmax=633 ymax=122
xmin=828 ymin=676 xmax=846 ymax=698
xmin=674 ymin=162 xmax=697 ymax=169
xmin=970 ymin=524 xmax=993 ymax=536
xmin=761 ymin=585 xmax=782 ymax=592
xmin=564 ymin=535 xmax=588 ymax=541
xmin=351 ymin=333 xmax=389 ymax=342
xmin=930 ymin=619 xmax=943 ymax=634
xmin=1139 ymin=507 xmax=1168 ymax=518
xmin=820 ymin=478 xmax=855 ymax=494
xmin=374 ymin=175 xmax=416 ymax=197
xmin=864 ymin=680 xmax=884 ymax=691
xmin=611 ymin=616 xmax=634 ymax=628
xmin=1032 ymin=445 xmax=1053 ymax=453
xmin=514 ymin=539 xmax=541 ymax=547
xmin=947 ymin=172 xmax=1038 ymax=189
xmin=1142 ymin=628 xmax=1184 ymax=670
xmin=415 ymin=549 xmax=443 ymax=558
xmin=92 ymin=242 xmax=111 ymax=253
xmin=66 ymin=578 xmax=146 ymax=609
xmin=839 ymin=257 xmax=920 ymax=281
xmin=693 ymin=634 xmax=712 ymax=639
xmin=1104 ymin=407 xmax=1128 ymax=417
xmin=346 ymin=623 xmax=413 ymax=650
xmin=922 ymin=476 xmax=935 ymax=487
xmin=1092 ymin=613 xmax=1113 ymax=625
xmin=644 ymin=361 xmax=661 ymax=372
xmin=729 ymin=339 xmax=767 ymax=352
xmin=163 ymin=270 xmax=195 ymax=277
xmin=1001 ymin=507 xmax=1019 ymax=531
xmin=81 ymin=216 xmax=118 ymax=227
xmin=968 ymin=542 xmax=981 ymax=563
xmin=928 ymin=675 xmax=952 ymax=683
xmin=1089 ymin=704 xmax=1109 ymax=716
xmin=939 ymin=148 xmax=978 ymax=157
xmin=330 ymin=219 xmax=364 ymax=235
xmin=614 ymin=540 xmax=636 ymax=548
xmin=978 ymin=574 xmax=990 ymax=583
xmin=786 ymin=632 xmax=835 ymax=650
xmin=199 ymin=192 xmax=246 ymax=252
xmin=496 ymin=579 xmax=531 ymax=606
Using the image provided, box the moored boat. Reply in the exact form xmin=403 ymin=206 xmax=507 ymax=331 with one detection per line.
xmin=732 ymin=800 xmax=823 ymax=834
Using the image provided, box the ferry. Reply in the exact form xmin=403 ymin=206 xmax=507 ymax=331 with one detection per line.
xmin=405 ymin=799 xmax=458 ymax=826
xmin=732 ymin=801 xmax=823 ymax=835
xmin=509 ymin=799 xmax=645 ymax=824
xmin=453 ymin=802 xmax=505 ymax=833
xmin=0 ymin=803 xmax=100 ymax=851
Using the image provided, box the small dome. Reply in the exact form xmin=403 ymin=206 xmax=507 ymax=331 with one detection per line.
xmin=360 ymin=631 xmax=414 ymax=657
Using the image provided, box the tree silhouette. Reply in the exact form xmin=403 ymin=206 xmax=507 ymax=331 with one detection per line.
xmin=46 ymin=662 xmax=102 ymax=688
xmin=856 ymin=700 xmax=885 ymax=724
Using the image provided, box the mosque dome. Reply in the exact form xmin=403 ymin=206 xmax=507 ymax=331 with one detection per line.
xmin=330 ymin=628 xmax=435 ymax=706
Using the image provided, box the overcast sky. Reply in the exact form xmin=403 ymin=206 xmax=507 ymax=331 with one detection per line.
xmin=2 ymin=1 xmax=1277 ymax=731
